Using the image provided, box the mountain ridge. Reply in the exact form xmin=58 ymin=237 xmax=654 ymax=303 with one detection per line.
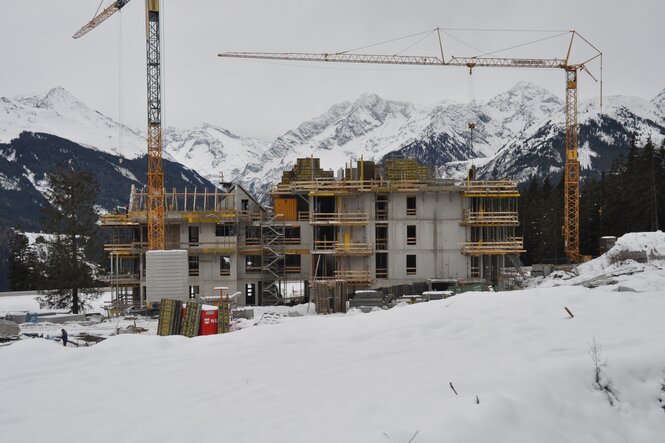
xmin=2 ymin=84 xmax=665 ymax=202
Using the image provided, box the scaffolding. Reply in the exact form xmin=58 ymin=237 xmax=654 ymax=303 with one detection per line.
xmin=461 ymin=180 xmax=523 ymax=284
xmin=260 ymin=214 xmax=286 ymax=306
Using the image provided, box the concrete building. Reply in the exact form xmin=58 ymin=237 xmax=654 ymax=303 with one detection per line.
xmin=102 ymin=158 xmax=524 ymax=309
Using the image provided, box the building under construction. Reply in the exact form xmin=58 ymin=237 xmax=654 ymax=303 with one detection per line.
xmin=102 ymin=157 xmax=524 ymax=309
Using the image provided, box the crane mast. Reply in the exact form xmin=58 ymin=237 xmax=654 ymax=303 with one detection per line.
xmin=74 ymin=0 xmax=165 ymax=250
xmin=145 ymin=0 xmax=165 ymax=250
xmin=219 ymin=31 xmax=600 ymax=263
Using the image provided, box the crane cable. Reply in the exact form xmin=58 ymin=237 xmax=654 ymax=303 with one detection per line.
xmin=473 ymin=31 xmax=570 ymax=59
xmin=93 ymin=0 xmax=105 ymax=19
xmin=393 ymin=29 xmax=437 ymax=56
xmin=117 ymin=8 xmax=124 ymax=156
xmin=161 ymin=0 xmax=167 ymax=132
xmin=337 ymin=29 xmax=434 ymax=55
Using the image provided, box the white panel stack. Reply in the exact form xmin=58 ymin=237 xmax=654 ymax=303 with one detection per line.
xmin=146 ymin=250 xmax=188 ymax=303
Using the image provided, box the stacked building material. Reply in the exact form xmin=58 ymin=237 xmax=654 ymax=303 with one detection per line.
xmin=384 ymin=158 xmax=429 ymax=181
xmin=349 ymin=290 xmax=388 ymax=310
xmin=157 ymin=299 xmax=182 ymax=336
xmin=180 ymin=302 xmax=202 ymax=337
xmin=218 ymin=302 xmax=231 ymax=333
xmin=281 ymin=158 xmax=334 ymax=184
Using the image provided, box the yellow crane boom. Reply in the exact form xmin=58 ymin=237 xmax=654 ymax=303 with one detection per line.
xmin=218 ymin=30 xmax=601 ymax=263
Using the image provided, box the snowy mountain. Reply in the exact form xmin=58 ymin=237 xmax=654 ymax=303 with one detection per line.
xmin=0 ymin=132 xmax=214 ymax=231
xmin=238 ymin=82 xmax=665 ymax=198
xmin=3 ymin=84 xmax=665 ymax=205
xmin=238 ymin=93 xmax=433 ymax=197
xmin=476 ymin=93 xmax=665 ymax=182
xmin=163 ymin=124 xmax=268 ymax=183
xmin=0 ymin=87 xmax=146 ymax=158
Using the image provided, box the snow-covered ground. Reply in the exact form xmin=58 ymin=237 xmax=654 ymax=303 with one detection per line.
xmin=2 ymin=233 xmax=665 ymax=442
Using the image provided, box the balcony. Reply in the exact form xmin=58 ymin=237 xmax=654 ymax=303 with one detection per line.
xmin=462 ymin=237 xmax=525 ymax=255
xmin=182 ymin=240 xmax=237 ymax=254
xmin=100 ymin=214 xmax=139 ymax=227
xmin=104 ymin=242 xmax=147 ymax=255
xmin=100 ymin=273 xmax=141 ymax=286
xmin=309 ymin=212 xmax=369 ymax=225
xmin=333 ymin=269 xmax=372 ymax=284
xmin=463 ymin=181 xmax=520 ymax=197
xmin=461 ymin=210 xmax=519 ymax=226
xmin=313 ymin=241 xmax=373 ymax=255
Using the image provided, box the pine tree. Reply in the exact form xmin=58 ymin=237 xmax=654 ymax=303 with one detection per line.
xmin=0 ymin=227 xmax=14 ymax=291
xmin=8 ymin=230 xmax=42 ymax=290
xmin=657 ymin=140 xmax=665 ymax=230
xmin=38 ymin=164 xmax=101 ymax=313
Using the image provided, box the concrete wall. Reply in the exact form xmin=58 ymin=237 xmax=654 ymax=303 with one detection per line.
xmin=367 ymin=191 xmax=469 ymax=286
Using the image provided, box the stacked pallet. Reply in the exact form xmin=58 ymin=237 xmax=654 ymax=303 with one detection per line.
xmin=157 ymin=299 xmax=183 ymax=336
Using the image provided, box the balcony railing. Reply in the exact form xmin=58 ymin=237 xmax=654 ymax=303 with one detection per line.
xmin=309 ymin=212 xmax=369 ymax=225
xmin=313 ymin=241 xmax=373 ymax=255
xmin=333 ymin=269 xmax=372 ymax=283
xmin=183 ymin=241 xmax=237 ymax=253
xmin=100 ymin=214 xmax=139 ymax=226
xmin=104 ymin=242 xmax=147 ymax=254
xmin=333 ymin=242 xmax=373 ymax=255
xmin=461 ymin=210 xmax=519 ymax=226
xmin=462 ymin=237 xmax=525 ymax=255
xmin=463 ymin=181 xmax=519 ymax=197
xmin=100 ymin=273 xmax=141 ymax=285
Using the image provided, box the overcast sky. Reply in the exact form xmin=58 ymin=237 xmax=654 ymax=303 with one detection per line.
xmin=1 ymin=0 xmax=663 ymax=140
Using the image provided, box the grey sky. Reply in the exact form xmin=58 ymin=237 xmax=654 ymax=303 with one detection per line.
xmin=1 ymin=0 xmax=663 ymax=140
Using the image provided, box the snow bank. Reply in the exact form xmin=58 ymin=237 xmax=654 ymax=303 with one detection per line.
xmin=538 ymin=232 xmax=665 ymax=292
xmin=578 ymin=231 xmax=665 ymax=275
xmin=2 ymin=283 xmax=665 ymax=442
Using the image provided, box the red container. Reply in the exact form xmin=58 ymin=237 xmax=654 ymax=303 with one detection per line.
xmin=199 ymin=309 xmax=219 ymax=336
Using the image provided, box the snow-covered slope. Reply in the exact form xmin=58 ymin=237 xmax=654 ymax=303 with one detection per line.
xmin=0 ymin=87 xmax=146 ymax=158
xmin=3 ymin=236 xmax=665 ymax=441
xmin=652 ymin=88 xmax=665 ymax=115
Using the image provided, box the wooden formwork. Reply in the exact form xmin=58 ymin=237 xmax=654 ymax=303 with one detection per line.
xmin=311 ymin=280 xmax=347 ymax=314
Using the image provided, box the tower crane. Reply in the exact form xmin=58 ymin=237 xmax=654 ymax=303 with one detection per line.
xmin=74 ymin=0 xmax=165 ymax=251
xmin=218 ymin=29 xmax=601 ymax=263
